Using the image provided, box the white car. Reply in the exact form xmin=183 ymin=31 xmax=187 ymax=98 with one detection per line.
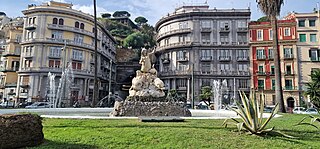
xmin=25 ymin=102 xmax=52 ymax=109
xmin=292 ymin=107 xmax=306 ymax=114
xmin=303 ymin=108 xmax=319 ymax=115
xmin=0 ymin=102 xmax=14 ymax=108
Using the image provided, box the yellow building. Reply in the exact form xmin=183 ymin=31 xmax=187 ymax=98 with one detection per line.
xmin=0 ymin=17 xmax=23 ymax=104
xmin=19 ymin=1 xmax=116 ymax=106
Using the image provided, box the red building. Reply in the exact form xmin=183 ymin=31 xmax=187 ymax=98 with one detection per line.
xmin=249 ymin=19 xmax=299 ymax=109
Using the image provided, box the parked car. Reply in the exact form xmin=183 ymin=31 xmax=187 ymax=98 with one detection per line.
xmin=0 ymin=102 xmax=14 ymax=108
xmin=293 ymin=107 xmax=306 ymax=114
xmin=304 ymin=108 xmax=319 ymax=115
xmin=264 ymin=106 xmax=274 ymax=113
xmin=25 ymin=102 xmax=52 ymax=109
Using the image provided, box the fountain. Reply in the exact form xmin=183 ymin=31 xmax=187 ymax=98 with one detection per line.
xmin=46 ymin=63 xmax=74 ymax=108
xmin=212 ymin=79 xmax=228 ymax=110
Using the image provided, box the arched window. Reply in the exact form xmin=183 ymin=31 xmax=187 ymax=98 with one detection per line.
xmin=80 ymin=23 xmax=84 ymax=29
xmin=32 ymin=17 xmax=36 ymax=24
xmin=75 ymin=21 xmax=79 ymax=28
xmin=58 ymin=18 xmax=64 ymax=25
xmin=53 ymin=18 xmax=58 ymax=24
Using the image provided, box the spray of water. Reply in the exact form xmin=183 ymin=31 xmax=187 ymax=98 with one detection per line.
xmin=212 ymin=79 xmax=228 ymax=110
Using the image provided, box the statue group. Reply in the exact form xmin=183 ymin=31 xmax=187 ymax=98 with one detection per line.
xmin=110 ymin=47 xmax=191 ymax=117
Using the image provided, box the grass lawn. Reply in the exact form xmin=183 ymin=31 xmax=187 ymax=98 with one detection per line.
xmin=30 ymin=114 xmax=320 ymax=149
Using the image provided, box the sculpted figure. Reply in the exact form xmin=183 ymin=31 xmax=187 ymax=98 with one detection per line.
xmin=139 ymin=48 xmax=155 ymax=73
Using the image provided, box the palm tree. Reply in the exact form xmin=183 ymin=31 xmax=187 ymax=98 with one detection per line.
xmin=257 ymin=0 xmax=286 ymax=112
xmin=305 ymin=70 xmax=320 ymax=108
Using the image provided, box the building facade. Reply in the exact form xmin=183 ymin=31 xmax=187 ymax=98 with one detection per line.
xmin=155 ymin=5 xmax=251 ymax=104
xmin=286 ymin=12 xmax=320 ymax=106
xmin=249 ymin=19 xmax=299 ymax=109
xmin=0 ymin=17 xmax=23 ymax=103
xmin=19 ymin=1 xmax=116 ymax=106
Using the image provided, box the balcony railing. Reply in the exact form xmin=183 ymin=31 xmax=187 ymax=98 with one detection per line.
xmin=2 ymin=51 xmax=20 ymax=56
xmin=157 ymin=42 xmax=192 ymax=51
xmin=219 ymin=56 xmax=231 ymax=61
xmin=200 ymin=28 xmax=212 ymax=32
xmin=220 ymin=28 xmax=230 ymax=32
xmin=284 ymin=54 xmax=294 ymax=59
xmin=177 ymin=57 xmax=189 ymax=62
xmin=256 ymin=55 xmax=266 ymax=60
xmin=200 ymin=56 xmax=212 ymax=61
xmin=157 ymin=28 xmax=192 ymax=40
xmin=0 ymin=67 xmax=19 ymax=72
xmin=47 ymin=24 xmax=94 ymax=37
xmin=283 ymin=86 xmax=298 ymax=90
xmin=237 ymin=27 xmax=248 ymax=32
xmin=237 ymin=56 xmax=249 ymax=61
xmin=25 ymin=24 xmax=36 ymax=30
xmin=257 ymin=71 xmax=266 ymax=75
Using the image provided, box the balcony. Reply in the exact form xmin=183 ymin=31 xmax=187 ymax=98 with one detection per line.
xmin=157 ymin=42 xmax=192 ymax=51
xmin=177 ymin=57 xmax=189 ymax=62
xmin=47 ymin=24 xmax=94 ymax=38
xmin=48 ymin=54 xmax=61 ymax=59
xmin=156 ymin=28 xmax=192 ymax=41
xmin=284 ymin=71 xmax=294 ymax=76
xmin=220 ymin=28 xmax=230 ymax=32
xmin=237 ymin=27 xmax=248 ymax=32
xmin=237 ymin=56 xmax=249 ymax=61
xmin=237 ymin=41 xmax=248 ymax=45
xmin=201 ymin=28 xmax=212 ymax=32
xmin=268 ymin=55 xmax=274 ymax=60
xmin=25 ymin=24 xmax=36 ymax=30
xmin=283 ymin=86 xmax=298 ymax=91
xmin=257 ymin=71 xmax=266 ymax=76
xmin=0 ymin=67 xmax=19 ymax=72
xmin=310 ymin=57 xmax=320 ymax=62
xmin=220 ymin=42 xmax=230 ymax=45
xmin=283 ymin=54 xmax=294 ymax=60
xmin=219 ymin=56 xmax=231 ymax=61
xmin=2 ymin=51 xmax=20 ymax=57
xmin=256 ymin=55 xmax=266 ymax=60
xmin=200 ymin=56 xmax=212 ymax=61
xmin=45 ymin=38 xmax=94 ymax=50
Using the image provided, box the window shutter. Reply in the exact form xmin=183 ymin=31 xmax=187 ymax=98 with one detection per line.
xmin=309 ymin=49 xmax=312 ymax=57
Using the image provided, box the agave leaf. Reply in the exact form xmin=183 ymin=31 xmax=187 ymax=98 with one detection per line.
xmin=311 ymin=117 xmax=320 ymax=124
xmin=273 ymin=130 xmax=297 ymax=139
xmin=222 ymin=119 xmax=239 ymax=128
xmin=259 ymin=92 xmax=265 ymax=125
xmin=259 ymin=102 xmax=279 ymax=131
xmin=230 ymin=102 xmax=251 ymax=128
xmin=295 ymin=122 xmax=319 ymax=129
xmin=237 ymin=122 xmax=244 ymax=132
xmin=239 ymin=91 xmax=253 ymax=127
xmin=295 ymin=116 xmax=308 ymax=125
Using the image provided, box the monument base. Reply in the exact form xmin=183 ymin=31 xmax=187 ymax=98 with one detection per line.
xmin=110 ymin=100 xmax=191 ymax=117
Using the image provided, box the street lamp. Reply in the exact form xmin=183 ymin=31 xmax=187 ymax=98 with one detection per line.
xmin=107 ymin=59 xmax=112 ymax=107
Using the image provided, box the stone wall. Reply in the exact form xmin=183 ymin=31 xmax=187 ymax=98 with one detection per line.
xmin=0 ymin=114 xmax=44 ymax=149
xmin=111 ymin=101 xmax=191 ymax=117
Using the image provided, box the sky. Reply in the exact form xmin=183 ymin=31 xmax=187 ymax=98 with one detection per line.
xmin=1 ymin=0 xmax=320 ymax=25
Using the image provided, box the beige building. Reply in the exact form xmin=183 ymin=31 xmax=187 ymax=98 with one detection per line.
xmin=19 ymin=1 xmax=116 ymax=106
xmin=0 ymin=17 xmax=23 ymax=104
xmin=286 ymin=12 xmax=320 ymax=105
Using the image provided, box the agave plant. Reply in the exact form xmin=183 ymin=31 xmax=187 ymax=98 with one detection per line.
xmin=223 ymin=91 xmax=280 ymax=135
xmin=295 ymin=115 xmax=320 ymax=130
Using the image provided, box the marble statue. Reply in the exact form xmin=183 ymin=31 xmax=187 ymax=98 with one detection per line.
xmin=129 ymin=47 xmax=165 ymax=97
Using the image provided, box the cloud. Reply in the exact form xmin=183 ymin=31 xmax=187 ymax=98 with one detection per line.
xmin=72 ymin=4 xmax=111 ymax=17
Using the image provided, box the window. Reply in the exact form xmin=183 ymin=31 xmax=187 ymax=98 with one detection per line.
xmin=201 ymin=49 xmax=212 ymax=60
xmin=201 ymin=33 xmax=210 ymax=44
xmin=309 ymin=20 xmax=316 ymax=27
xmin=74 ymin=34 xmax=84 ymax=43
xmin=309 ymin=49 xmax=320 ymax=61
xmin=219 ymin=64 xmax=231 ymax=71
xmin=201 ymin=20 xmax=211 ymax=28
xmin=284 ymin=28 xmax=291 ymax=36
xmin=258 ymin=80 xmax=264 ymax=89
xmin=75 ymin=21 xmax=79 ymax=28
xmin=270 ymin=65 xmax=275 ymax=75
xmin=298 ymin=20 xmax=305 ymax=27
xmin=238 ymin=33 xmax=247 ymax=44
xmin=256 ymin=49 xmax=265 ymax=59
xmin=219 ymin=49 xmax=230 ymax=58
xmin=238 ymin=79 xmax=248 ymax=89
xmin=49 ymin=46 xmax=62 ymax=57
xmin=299 ymin=34 xmax=306 ymax=42
xmin=271 ymin=80 xmax=275 ymax=90
xmin=179 ymin=21 xmax=188 ymax=29
xmin=237 ymin=20 xmax=247 ymax=28
xmin=80 ymin=23 xmax=85 ymax=29
xmin=201 ymin=79 xmax=211 ymax=87
xmin=72 ymin=61 xmax=82 ymax=70
xmin=177 ymin=63 xmax=188 ymax=71
xmin=24 ymin=60 xmax=32 ymax=68
xmin=177 ymin=51 xmax=188 ymax=61
xmin=258 ymin=65 xmax=264 ymax=73
xmin=269 ymin=29 xmax=273 ymax=40
xmin=220 ymin=21 xmax=229 ymax=29
xmin=310 ymin=34 xmax=317 ymax=42
xmin=286 ymin=65 xmax=292 ymax=74
xmin=201 ymin=63 xmax=211 ymax=73
xmin=220 ymin=33 xmax=229 ymax=44
xmin=238 ymin=64 xmax=248 ymax=71
xmin=237 ymin=50 xmax=248 ymax=59
xmin=179 ymin=35 xmax=187 ymax=43
xmin=25 ymin=46 xmax=33 ymax=56
xmin=257 ymin=30 xmax=263 ymax=41
xmin=28 ymin=18 xmax=32 ymax=24
xmin=52 ymin=18 xmax=58 ymax=24
xmin=51 ymin=30 xmax=63 ymax=39
xmin=58 ymin=18 xmax=64 ymax=25
xmin=49 ymin=60 xmax=60 ymax=68
xmin=72 ymin=49 xmax=83 ymax=60
xmin=285 ymin=80 xmax=293 ymax=90
xmin=177 ymin=79 xmax=187 ymax=88
xmin=268 ymin=48 xmax=274 ymax=59
xmin=284 ymin=48 xmax=293 ymax=58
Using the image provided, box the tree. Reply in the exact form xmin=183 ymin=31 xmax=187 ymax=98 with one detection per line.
xmin=199 ymin=86 xmax=213 ymax=106
xmin=112 ymin=11 xmax=131 ymax=18
xmin=257 ymin=0 xmax=286 ymax=113
xmin=135 ymin=16 xmax=148 ymax=25
xmin=123 ymin=32 xmax=146 ymax=49
xmin=257 ymin=16 xmax=269 ymax=22
xmin=305 ymin=69 xmax=320 ymax=108
xmin=101 ymin=13 xmax=111 ymax=18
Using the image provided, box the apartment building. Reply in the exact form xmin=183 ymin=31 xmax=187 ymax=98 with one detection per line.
xmin=155 ymin=5 xmax=251 ymax=104
xmin=19 ymin=1 xmax=116 ymax=106
xmin=249 ymin=19 xmax=299 ymax=109
xmin=0 ymin=17 xmax=23 ymax=103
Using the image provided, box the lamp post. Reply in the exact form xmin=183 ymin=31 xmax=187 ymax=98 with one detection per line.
xmin=92 ymin=0 xmax=98 ymax=107
xmin=191 ymin=63 xmax=195 ymax=109
xmin=59 ymin=40 xmax=67 ymax=108
xmin=108 ymin=59 xmax=112 ymax=107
